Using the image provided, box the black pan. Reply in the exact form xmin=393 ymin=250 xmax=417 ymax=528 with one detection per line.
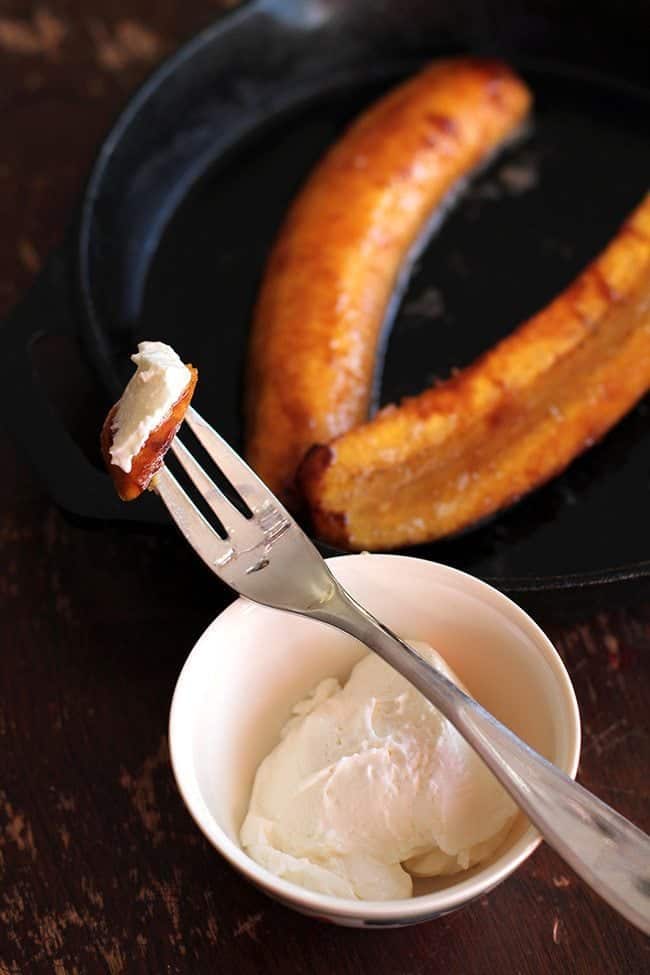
xmin=2 ymin=0 xmax=649 ymax=613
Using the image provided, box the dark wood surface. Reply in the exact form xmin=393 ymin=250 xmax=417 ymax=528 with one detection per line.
xmin=1 ymin=3 xmax=649 ymax=972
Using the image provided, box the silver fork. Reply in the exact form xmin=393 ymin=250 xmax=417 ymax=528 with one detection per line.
xmin=156 ymin=405 xmax=650 ymax=933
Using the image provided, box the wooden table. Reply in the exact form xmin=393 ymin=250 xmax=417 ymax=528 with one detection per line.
xmin=1 ymin=3 xmax=648 ymax=971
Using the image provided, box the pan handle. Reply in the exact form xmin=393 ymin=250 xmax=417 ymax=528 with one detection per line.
xmin=0 ymin=247 xmax=164 ymax=524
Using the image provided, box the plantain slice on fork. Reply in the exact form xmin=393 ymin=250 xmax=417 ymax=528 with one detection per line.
xmin=299 ymin=195 xmax=650 ymax=550
xmin=245 ymin=58 xmax=532 ymax=504
xmin=101 ymin=347 xmax=198 ymax=501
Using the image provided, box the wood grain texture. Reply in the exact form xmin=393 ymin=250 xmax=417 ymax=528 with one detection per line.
xmin=0 ymin=3 xmax=649 ymax=973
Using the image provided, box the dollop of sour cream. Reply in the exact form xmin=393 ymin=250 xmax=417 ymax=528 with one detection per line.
xmin=109 ymin=342 xmax=191 ymax=473
xmin=241 ymin=643 xmax=516 ymax=901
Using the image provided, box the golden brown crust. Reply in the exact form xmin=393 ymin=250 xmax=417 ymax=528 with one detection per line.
xmin=245 ymin=58 xmax=532 ymax=504
xmin=299 ymin=196 xmax=650 ymax=550
xmin=101 ymin=366 xmax=198 ymax=500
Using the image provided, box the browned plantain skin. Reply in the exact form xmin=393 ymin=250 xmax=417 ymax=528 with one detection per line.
xmin=299 ymin=196 xmax=650 ymax=550
xmin=101 ymin=367 xmax=197 ymax=500
xmin=245 ymin=58 xmax=532 ymax=503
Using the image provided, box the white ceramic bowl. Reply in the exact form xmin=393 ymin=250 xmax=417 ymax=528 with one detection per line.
xmin=169 ymin=554 xmax=580 ymax=928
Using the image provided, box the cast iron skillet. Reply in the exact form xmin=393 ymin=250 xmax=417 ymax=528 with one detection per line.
xmin=2 ymin=0 xmax=649 ymax=612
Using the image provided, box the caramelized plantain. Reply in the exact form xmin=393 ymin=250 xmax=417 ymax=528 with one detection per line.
xmin=245 ymin=58 xmax=532 ymax=503
xmin=101 ymin=367 xmax=197 ymax=501
xmin=299 ymin=196 xmax=650 ymax=550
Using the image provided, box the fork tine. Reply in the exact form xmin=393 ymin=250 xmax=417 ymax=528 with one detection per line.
xmin=170 ymin=436 xmax=251 ymax=538
xmin=154 ymin=466 xmax=235 ymax=571
xmin=184 ymin=406 xmax=283 ymax=510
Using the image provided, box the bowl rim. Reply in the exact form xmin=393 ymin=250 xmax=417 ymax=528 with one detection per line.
xmin=169 ymin=554 xmax=581 ymax=922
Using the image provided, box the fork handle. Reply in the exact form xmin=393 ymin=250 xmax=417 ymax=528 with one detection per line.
xmin=312 ymin=585 xmax=650 ymax=934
